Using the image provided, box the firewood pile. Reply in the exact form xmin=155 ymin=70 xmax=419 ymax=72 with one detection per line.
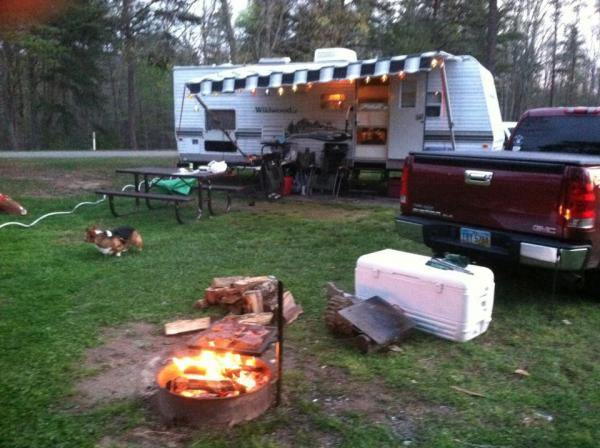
xmin=195 ymin=275 xmax=303 ymax=325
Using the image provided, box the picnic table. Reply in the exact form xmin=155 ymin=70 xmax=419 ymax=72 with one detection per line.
xmin=95 ymin=166 xmax=244 ymax=223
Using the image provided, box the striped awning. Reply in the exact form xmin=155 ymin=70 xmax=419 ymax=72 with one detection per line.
xmin=186 ymin=51 xmax=453 ymax=95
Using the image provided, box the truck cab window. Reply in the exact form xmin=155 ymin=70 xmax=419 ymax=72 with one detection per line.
xmin=514 ymin=116 xmax=600 ymax=153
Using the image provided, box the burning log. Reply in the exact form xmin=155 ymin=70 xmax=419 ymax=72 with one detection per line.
xmin=167 ymin=377 xmax=246 ymax=395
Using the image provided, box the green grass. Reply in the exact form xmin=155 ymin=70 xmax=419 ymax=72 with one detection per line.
xmin=0 ymin=158 xmax=599 ymax=447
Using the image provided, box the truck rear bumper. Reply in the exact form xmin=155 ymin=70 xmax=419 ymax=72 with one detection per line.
xmin=395 ymin=215 xmax=591 ymax=271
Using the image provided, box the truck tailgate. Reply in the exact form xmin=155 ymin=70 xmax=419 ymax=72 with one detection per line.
xmin=407 ymin=153 xmax=566 ymax=235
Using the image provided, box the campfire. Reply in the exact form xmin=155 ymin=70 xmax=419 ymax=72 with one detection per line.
xmin=155 ymin=275 xmax=289 ymax=427
xmin=158 ymin=350 xmax=271 ymax=399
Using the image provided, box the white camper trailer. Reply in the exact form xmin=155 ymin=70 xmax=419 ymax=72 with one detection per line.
xmin=173 ymin=48 xmax=504 ymax=170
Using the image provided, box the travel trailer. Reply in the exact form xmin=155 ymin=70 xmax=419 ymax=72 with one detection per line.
xmin=173 ymin=48 xmax=504 ymax=171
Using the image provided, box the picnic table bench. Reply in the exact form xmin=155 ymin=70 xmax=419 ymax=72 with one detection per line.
xmin=95 ymin=166 xmax=250 ymax=223
xmin=95 ymin=189 xmax=194 ymax=224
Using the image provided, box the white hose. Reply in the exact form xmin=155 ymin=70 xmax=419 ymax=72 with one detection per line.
xmin=0 ymin=183 xmax=141 ymax=230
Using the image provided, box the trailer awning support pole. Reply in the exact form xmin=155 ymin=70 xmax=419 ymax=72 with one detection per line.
xmin=440 ymin=62 xmax=456 ymax=151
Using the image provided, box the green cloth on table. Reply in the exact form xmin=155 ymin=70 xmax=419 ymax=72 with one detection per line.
xmin=152 ymin=178 xmax=197 ymax=195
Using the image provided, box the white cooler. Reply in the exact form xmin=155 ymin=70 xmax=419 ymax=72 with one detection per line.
xmin=355 ymin=249 xmax=494 ymax=342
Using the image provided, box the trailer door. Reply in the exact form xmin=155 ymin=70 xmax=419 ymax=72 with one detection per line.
xmin=387 ymin=74 xmax=426 ymax=161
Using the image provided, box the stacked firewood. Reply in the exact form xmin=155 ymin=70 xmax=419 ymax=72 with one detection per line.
xmin=195 ymin=275 xmax=303 ymax=324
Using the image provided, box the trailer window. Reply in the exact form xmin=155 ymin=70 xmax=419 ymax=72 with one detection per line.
xmin=400 ymin=79 xmax=417 ymax=108
xmin=321 ymin=93 xmax=347 ymax=110
xmin=357 ymin=127 xmax=387 ymax=145
xmin=206 ymin=110 xmax=236 ymax=131
xmin=425 ymin=91 xmax=442 ymax=117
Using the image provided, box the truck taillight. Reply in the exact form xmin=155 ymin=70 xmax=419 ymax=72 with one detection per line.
xmin=559 ymin=168 xmax=597 ymax=230
xmin=400 ymin=157 xmax=412 ymax=212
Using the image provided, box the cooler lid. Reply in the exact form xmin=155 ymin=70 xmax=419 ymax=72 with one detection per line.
xmin=356 ymin=249 xmax=494 ymax=290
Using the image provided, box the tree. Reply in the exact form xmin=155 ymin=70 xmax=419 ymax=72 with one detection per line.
xmin=486 ymin=0 xmax=498 ymax=74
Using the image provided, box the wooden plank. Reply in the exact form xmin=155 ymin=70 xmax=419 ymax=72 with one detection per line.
xmin=223 ymin=312 xmax=273 ymax=326
xmin=164 ymin=317 xmax=211 ymax=336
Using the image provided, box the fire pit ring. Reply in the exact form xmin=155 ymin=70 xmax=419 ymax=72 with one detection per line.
xmin=156 ymin=351 xmax=275 ymax=427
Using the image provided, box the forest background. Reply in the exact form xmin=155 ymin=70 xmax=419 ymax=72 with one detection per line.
xmin=1 ymin=0 xmax=599 ymax=150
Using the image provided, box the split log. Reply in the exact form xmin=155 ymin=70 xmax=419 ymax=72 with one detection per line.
xmin=257 ymin=280 xmax=278 ymax=311
xmin=204 ymin=287 xmax=222 ymax=305
xmin=282 ymin=290 xmax=303 ymax=324
xmin=221 ymin=293 xmax=243 ymax=305
xmin=243 ymin=290 xmax=264 ymax=313
xmin=211 ymin=276 xmax=245 ymax=288
xmin=326 ymin=282 xmax=349 ymax=299
xmin=224 ymin=312 xmax=273 ymax=326
xmin=194 ymin=299 xmax=209 ymax=309
xmin=232 ymin=276 xmax=273 ymax=292
xmin=325 ymin=294 xmax=359 ymax=336
xmin=164 ymin=317 xmax=211 ymax=336
xmin=227 ymin=302 xmax=244 ymax=315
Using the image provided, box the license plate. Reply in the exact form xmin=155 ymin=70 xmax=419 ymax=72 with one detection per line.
xmin=460 ymin=227 xmax=491 ymax=248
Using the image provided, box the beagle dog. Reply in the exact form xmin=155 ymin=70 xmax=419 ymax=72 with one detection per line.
xmin=85 ymin=225 xmax=143 ymax=256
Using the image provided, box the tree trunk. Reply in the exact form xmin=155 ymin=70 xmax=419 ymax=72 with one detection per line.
xmin=122 ymin=0 xmax=138 ymax=150
xmin=549 ymin=1 xmax=560 ymax=106
xmin=485 ymin=0 xmax=498 ymax=75
xmin=220 ymin=0 xmax=237 ymax=63
xmin=1 ymin=44 xmax=20 ymax=150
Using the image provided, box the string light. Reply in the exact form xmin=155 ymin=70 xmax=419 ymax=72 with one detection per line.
xmin=381 ymin=74 xmax=388 ymax=82
xmin=251 ymin=87 xmax=257 ymax=96
xmin=430 ymin=58 xmax=439 ymax=69
xmin=292 ymin=84 xmax=298 ymax=92
xmin=306 ymin=83 xmax=313 ymax=91
xmin=277 ymin=86 xmax=284 ymax=96
xmin=398 ymin=71 xmax=406 ymax=80
xmin=265 ymin=88 xmax=270 ymax=95
xmin=365 ymin=76 xmax=371 ymax=84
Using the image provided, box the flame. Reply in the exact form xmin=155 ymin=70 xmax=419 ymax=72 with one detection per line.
xmin=168 ymin=350 xmax=266 ymax=397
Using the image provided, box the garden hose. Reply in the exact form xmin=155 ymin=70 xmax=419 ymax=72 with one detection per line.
xmin=0 ymin=182 xmax=143 ymax=230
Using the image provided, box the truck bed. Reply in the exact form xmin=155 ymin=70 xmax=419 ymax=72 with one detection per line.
xmin=406 ymin=151 xmax=583 ymax=237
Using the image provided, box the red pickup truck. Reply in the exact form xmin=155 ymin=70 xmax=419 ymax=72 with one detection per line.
xmin=396 ymin=107 xmax=600 ymax=285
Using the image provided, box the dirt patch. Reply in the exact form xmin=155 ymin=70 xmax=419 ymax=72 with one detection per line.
xmin=73 ymin=322 xmax=189 ymax=408
xmin=75 ymin=322 xmax=440 ymax=447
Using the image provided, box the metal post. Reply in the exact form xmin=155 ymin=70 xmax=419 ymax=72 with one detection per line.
xmin=275 ymin=280 xmax=284 ymax=407
xmin=440 ymin=61 xmax=456 ymax=151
